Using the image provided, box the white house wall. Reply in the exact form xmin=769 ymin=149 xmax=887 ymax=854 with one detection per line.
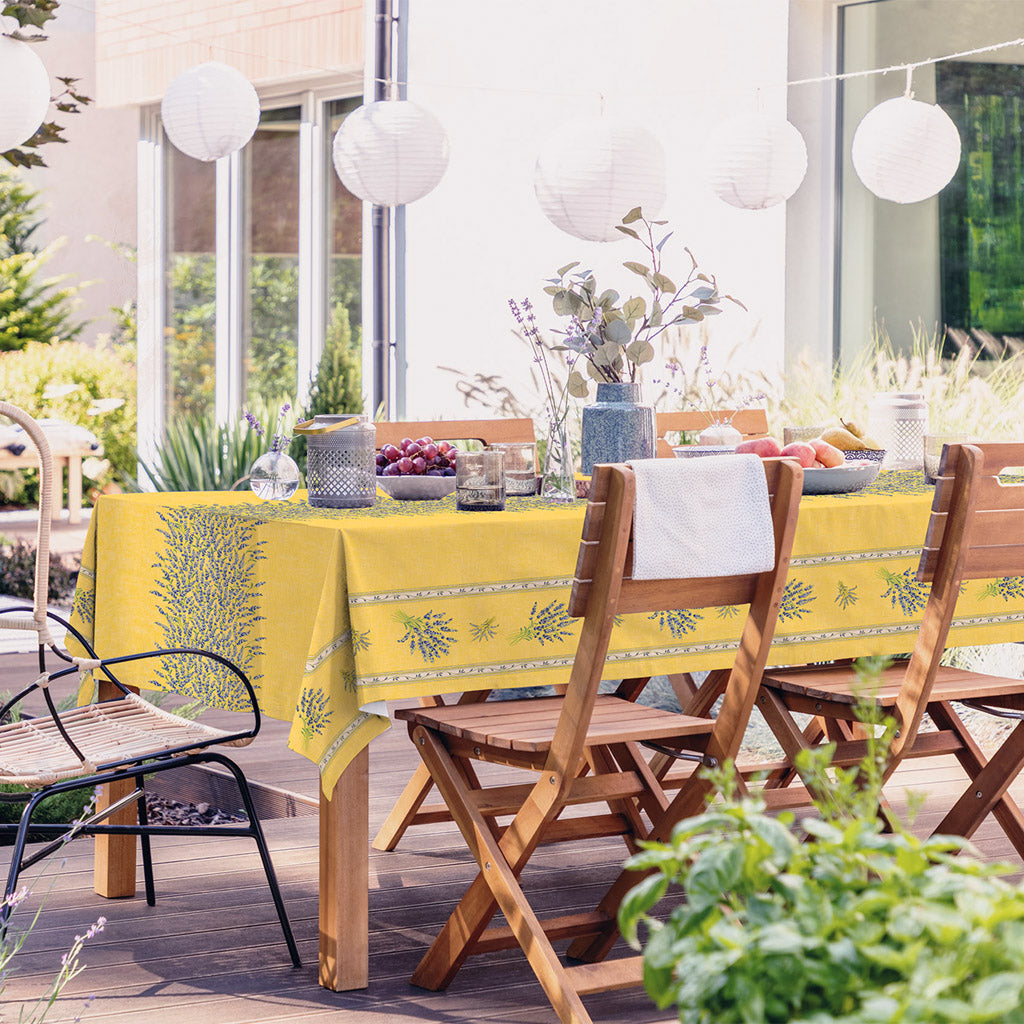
xmin=401 ymin=0 xmax=791 ymax=421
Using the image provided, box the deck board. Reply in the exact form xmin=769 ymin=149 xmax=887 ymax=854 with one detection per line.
xmin=3 ymin=651 xmax=1024 ymax=1023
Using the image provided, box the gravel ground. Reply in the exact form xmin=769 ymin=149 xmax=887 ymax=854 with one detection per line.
xmin=144 ymin=794 xmax=246 ymax=826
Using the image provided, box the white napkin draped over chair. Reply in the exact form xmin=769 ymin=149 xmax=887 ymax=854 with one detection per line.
xmin=627 ymin=455 xmax=776 ymax=580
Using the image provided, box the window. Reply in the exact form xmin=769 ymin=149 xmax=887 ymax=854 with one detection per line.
xmin=140 ymin=91 xmax=363 ymax=453
xmin=835 ymin=0 xmax=1024 ymax=363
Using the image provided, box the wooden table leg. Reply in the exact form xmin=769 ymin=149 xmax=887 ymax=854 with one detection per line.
xmin=319 ymin=746 xmax=369 ymax=990
xmin=50 ymin=458 xmax=63 ymax=523
xmin=67 ymin=455 xmax=82 ymax=524
xmin=93 ymin=678 xmax=137 ymax=898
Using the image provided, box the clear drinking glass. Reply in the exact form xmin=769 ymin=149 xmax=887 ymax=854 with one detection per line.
xmin=923 ymin=433 xmax=968 ymax=485
xmin=456 ymin=451 xmax=506 ymax=511
xmin=489 ymin=442 xmax=536 ymax=496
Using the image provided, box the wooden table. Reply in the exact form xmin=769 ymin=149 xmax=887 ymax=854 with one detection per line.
xmin=68 ymin=474 xmax=1024 ymax=990
xmin=0 ymin=437 xmax=98 ymax=524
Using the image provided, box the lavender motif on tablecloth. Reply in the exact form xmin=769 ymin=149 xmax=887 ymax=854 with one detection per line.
xmin=394 ymin=609 xmax=457 ymax=662
xmin=470 ymin=616 xmax=498 ymax=642
xmin=153 ymin=507 xmax=266 ymax=709
xmin=835 ymin=580 xmax=858 ymax=610
xmin=980 ymin=577 xmax=1024 ymax=602
xmin=509 ymin=601 xmax=574 ymax=646
xmin=649 ymin=609 xmax=703 ymax=638
xmin=779 ymin=579 xmax=816 ymax=622
xmin=298 ymin=687 xmax=333 ymax=738
xmin=878 ymin=567 xmax=928 ymax=617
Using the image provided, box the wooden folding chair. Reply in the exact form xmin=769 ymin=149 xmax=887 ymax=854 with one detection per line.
xmin=395 ymin=457 xmax=803 ymax=1024
xmin=372 ymin=417 xmax=537 ymax=852
xmin=655 ymin=407 xmax=770 ymax=457
xmin=757 ymin=442 xmax=1024 ymax=855
xmin=0 ymin=401 xmax=300 ymax=966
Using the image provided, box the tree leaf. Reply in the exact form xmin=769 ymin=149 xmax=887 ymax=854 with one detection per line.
xmin=623 ymin=261 xmax=651 ymax=277
xmin=625 ymin=340 xmax=655 ymax=364
xmin=552 ymin=290 xmax=573 ymax=316
xmin=604 ymin=318 xmax=631 ymax=345
xmin=622 ymin=206 xmax=643 ymax=224
xmin=652 ymin=273 xmax=676 ymax=293
xmin=542 ymin=285 xmax=560 ymax=296
xmin=556 ymin=261 xmax=580 ymax=277
xmin=597 ymin=289 xmax=620 ymax=309
xmin=623 ymin=296 xmax=646 ymax=320
xmin=656 ymin=231 xmax=674 ymax=252
xmin=681 ymin=306 xmax=705 ymax=322
xmin=615 ymin=225 xmax=641 ymax=240
xmin=568 ymin=370 xmax=590 ymax=397
xmin=649 ymin=300 xmax=663 ymax=328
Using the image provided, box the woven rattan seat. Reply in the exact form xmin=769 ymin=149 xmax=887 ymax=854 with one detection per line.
xmin=0 ymin=692 xmax=250 ymax=787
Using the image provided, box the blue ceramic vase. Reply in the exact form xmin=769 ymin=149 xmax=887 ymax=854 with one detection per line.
xmin=580 ymin=381 xmax=656 ymax=474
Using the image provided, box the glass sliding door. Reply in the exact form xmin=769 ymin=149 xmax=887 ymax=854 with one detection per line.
xmin=244 ymin=105 xmax=301 ymax=410
xmin=164 ymin=143 xmax=216 ymax=421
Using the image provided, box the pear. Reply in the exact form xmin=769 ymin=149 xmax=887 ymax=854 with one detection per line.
xmin=820 ymin=426 xmax=867 ymax=451
xmin=841 ymin=418 xmax=866 ymax=438
xmin=859 ymin=433 xmax=883 ymax=449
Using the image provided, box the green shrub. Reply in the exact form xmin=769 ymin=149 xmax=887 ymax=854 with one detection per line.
xmin=619 ymin=664 xmax=1024 ymax=1024
xmin=293 ymin=302 xmax=363 ymax=473
xmin=0 ymin=339 xmax=138 ymax=500
xmin=0 ymin=784 xmax=94 ymax=845
xmin=0 ymin=169 xmax=85 ymax=351
xmin=133 ymin=406 xmax=284 ymax=492
xmin=0 ymin=539 xmax=77 ymax=600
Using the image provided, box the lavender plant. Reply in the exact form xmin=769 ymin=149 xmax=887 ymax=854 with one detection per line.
xmin=243 ymin=403 xmax=292 ymax=453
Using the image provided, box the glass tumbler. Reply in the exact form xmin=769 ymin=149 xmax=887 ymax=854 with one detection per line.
xmin=456 ymin=450 xmax=506 ymax=511
xmin=923 ymin=433 xmax=968 ymax=485
xmin=489 ymin=442 xmax=537 ymax=496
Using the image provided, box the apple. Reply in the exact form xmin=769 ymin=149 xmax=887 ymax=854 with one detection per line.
xmin=735 ymin=437 xmax=782 ymax=458
xmin=780 ymin=441 xmax=817 ymax=468
xmin=809 ymin=438 xmax=844 ymax=468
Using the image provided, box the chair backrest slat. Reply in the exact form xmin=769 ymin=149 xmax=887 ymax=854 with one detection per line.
xmin=552 ymin=457 xmax=803 ymax=781
xmin=656 ymin=409 xmax=769 ymax=457
xmin=570 ymin=457 xmax=789 ymax=617
xmin=374 ymin=418 xmax=535 ymax=449
xmin=918 ymin=442 xmax=1024 ymax=582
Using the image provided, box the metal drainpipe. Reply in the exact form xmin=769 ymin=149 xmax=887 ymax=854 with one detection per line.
xmin=371 ymin=0 xmax=393 ymax=419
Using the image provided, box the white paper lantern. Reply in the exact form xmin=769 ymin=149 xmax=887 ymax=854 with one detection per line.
xmin=160 ymin=62 xmax=260 ymax=162
xmin=851 ymin=96 xmax=961 ymax=204
xmin=534 ymin=116 xmax=667 ymax=242
xmin=332 ymin=100 xmax=450 ymax=206
xmin=705 ymin=114 xmax=808 ymax=210
xmin=0 ymin=35 xmax=51 ymax=153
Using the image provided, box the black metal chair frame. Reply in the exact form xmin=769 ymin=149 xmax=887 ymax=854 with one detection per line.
xmin=0 ymin=610 xmax=301 ymax=969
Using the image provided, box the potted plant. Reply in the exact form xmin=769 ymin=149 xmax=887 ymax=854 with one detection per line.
xmin=543 ymin=207 xmax=744 ymax=472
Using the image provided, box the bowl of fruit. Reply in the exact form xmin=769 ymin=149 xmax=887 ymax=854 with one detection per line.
xmin=376 ymin=436 xmax=458 ymax=500
xmin=732 ymin=434 xmax=881 ymax=495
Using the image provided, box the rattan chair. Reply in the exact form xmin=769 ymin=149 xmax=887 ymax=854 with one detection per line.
xmin=0 ymin=401 xmax=300 ymax=966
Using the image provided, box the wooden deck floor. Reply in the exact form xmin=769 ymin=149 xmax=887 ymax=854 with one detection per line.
xmin=3 ymin=652 xmax=1023 ymax=1024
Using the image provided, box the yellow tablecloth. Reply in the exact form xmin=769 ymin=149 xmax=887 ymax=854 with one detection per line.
xmin=68 ymin=472 xmax=1024 ymax=797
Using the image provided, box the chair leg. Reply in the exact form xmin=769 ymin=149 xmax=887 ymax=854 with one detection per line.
xmin=1 ymin=791 xmax=47 ymax=930
xmin=135 ymin=773 xmax=156 ymax=907
xmin=410 ymin=728 xmax=593 ymax=1023
xmin=928 ymin=703 xmax=1024 ymax=857
xmin=371 ymin=761 xmax=436 ymax=851
xmin=203 ymin=754 xmax=302 ymax=969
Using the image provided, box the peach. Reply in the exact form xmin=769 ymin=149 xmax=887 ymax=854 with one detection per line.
xmin=780 ymin=441 xmax=817 ymax=468
xmin=735 ymin=436 xmax=782 ymax=458
xmin=809 ymin=438 xmax=844 ymax=468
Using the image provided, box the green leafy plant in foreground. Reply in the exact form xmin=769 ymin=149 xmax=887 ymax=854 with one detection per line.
xmin=619 ymin=660 xmax=1024 ymax=1023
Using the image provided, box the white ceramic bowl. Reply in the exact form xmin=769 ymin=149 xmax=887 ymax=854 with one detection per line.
xmin=376 ymin=474 xmax=457 ymax=500
xmin=802 ymin=459 xmax=881 ymax=495
xmin=672 ymin=445 xmax=737 ymax=459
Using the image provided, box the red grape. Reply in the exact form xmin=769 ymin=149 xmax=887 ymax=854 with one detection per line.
xmin=397 ymin=456 xmax=414 ymax=474
xmin=422 ymin=443 xmax=438 ymax=460
xmin=405 ymin=441 xmax=422 ymax=457
xmin=381 ymin=444 xmax=400 ymax=461
xmin=412 ymin=456 xmax=426 ymax=474
xmin=382 ymin=463 xmax=401 ymax=476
